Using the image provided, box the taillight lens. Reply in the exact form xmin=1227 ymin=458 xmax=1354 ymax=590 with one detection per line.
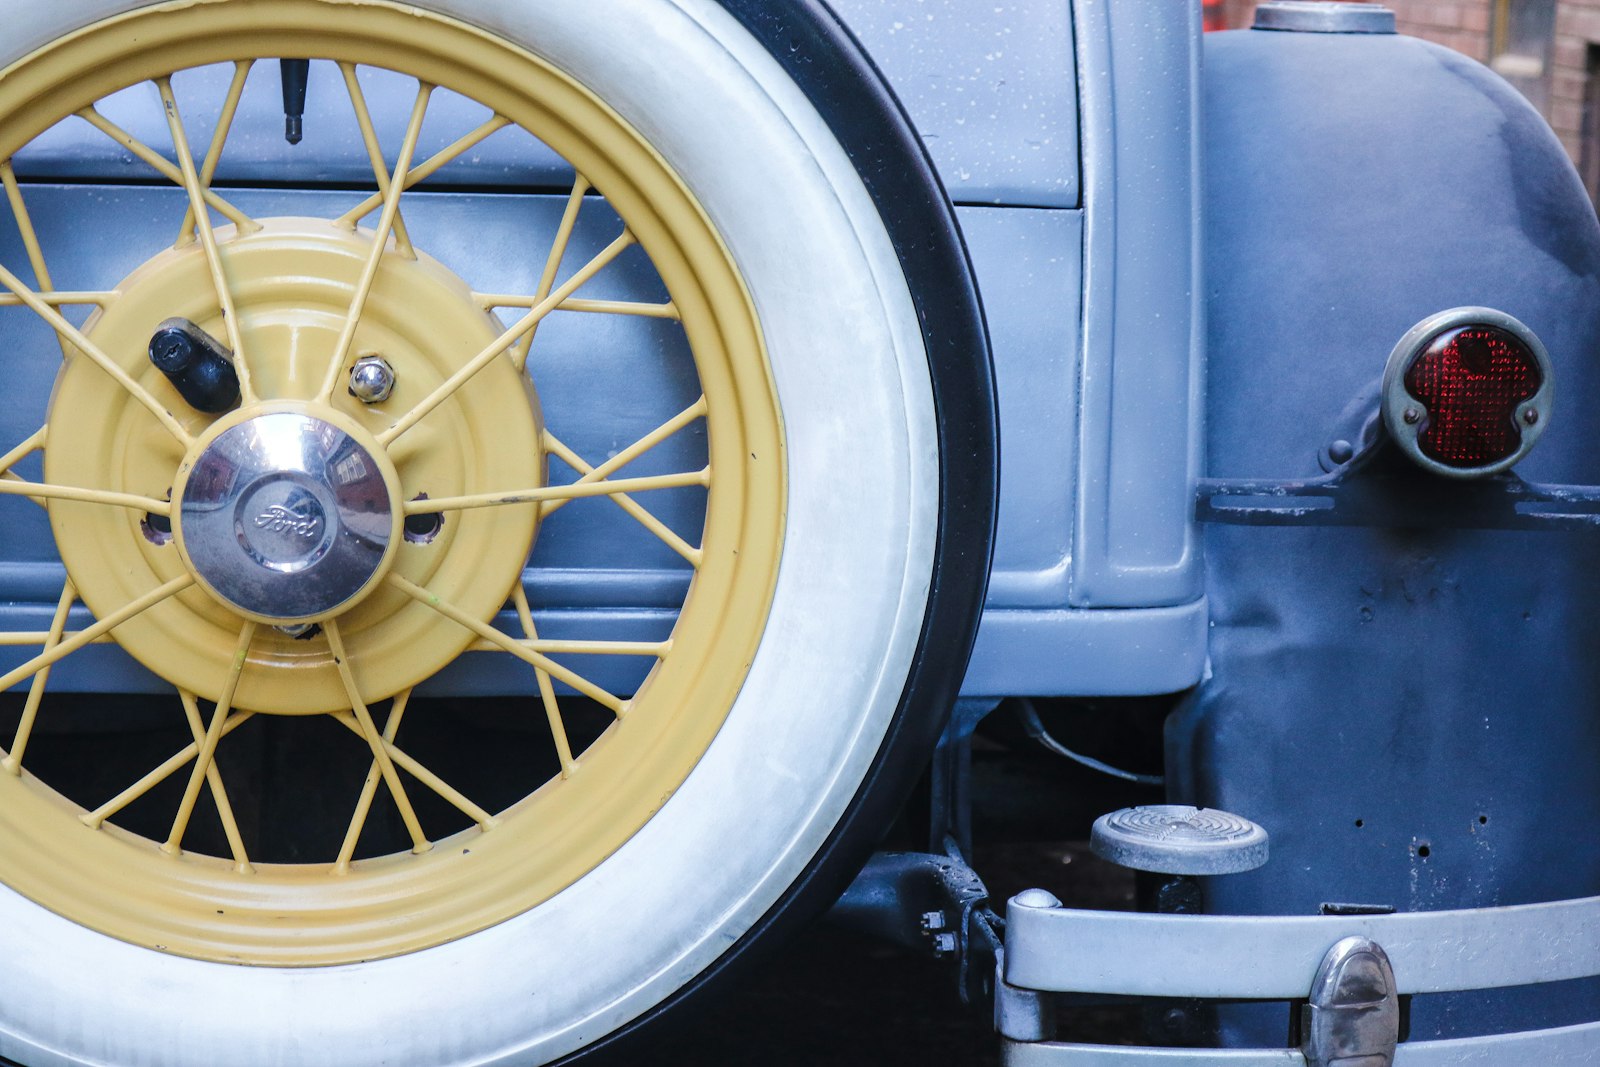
xmin=1382 ymin=309 xmax=1553 ymax=478
xmin=1403 ymin=326 xmax=1541 ymax=468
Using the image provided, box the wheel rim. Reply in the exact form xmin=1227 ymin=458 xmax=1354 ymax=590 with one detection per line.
xmin=0 ymin=0 xmax=783 ymax=965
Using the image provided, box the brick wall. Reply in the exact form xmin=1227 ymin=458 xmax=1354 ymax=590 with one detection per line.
xmin=1391 ymin=0 xmax=1492 ymax=59
xmin=1554 ymin=0 xmax=1600 ymax=160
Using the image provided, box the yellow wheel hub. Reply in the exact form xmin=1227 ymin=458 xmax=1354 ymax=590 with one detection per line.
xmin=47 ymin=218 xmax=543 ymax=715
xmin=0 ymin=0 xmax=784 ymax=966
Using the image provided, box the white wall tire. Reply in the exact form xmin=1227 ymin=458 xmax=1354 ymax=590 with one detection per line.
xmin=0 ymin=2 xmax=995 ymax=1064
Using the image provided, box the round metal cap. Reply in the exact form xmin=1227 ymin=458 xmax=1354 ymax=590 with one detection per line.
xmin=1090 ymin=805 xmax=1269 ymax=876
xmin=1253 ymin=2 xmax=1397 ymax=33
xmin=178 ymin=412 xmax=396 ymax=621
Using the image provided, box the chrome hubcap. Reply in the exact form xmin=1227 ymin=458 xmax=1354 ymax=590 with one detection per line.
xmin=177 ymin=411 xmax=397 ymax=621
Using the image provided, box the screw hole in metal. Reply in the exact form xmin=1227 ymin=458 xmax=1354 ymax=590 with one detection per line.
xmin=141 ymin=506 xmax=173 ymax=546
xmin=404 ymin=494 xmax=444 ymax=544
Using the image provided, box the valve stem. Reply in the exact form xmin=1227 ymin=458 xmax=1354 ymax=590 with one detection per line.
xmin=281 ymin=59 xmax=310 ymax=146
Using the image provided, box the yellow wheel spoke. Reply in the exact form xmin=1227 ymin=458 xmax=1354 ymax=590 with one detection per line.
xmin=0 ymin=291 xmax=116 ymax=308
xmin=0 ymin=428 xmax=49 ymax=508
xmin=540 ymin=398 xmax=707 ymax=518
xmin=376 ymin=229 xmax=635 ymax=447
xmin=0 ymin=579 xmax=75 ymax=774
xmin=513 ymin=173 xmax=589 ymax=368
xmin=324 ymin=619 xmax=432 ymax=854
xmin=388 ymin=572 xmax=626 ymax=715
xmin=541 ymin=432 xmax=703 ymax=565
xmin=553 ymin=297 xmax=679 ymax=320
xmin=468 ymin=637 xmax=670 ymax=657
xmin=0 ymin=631 xmax=111 ymax=647
xmin=177 ymin=60 xmax=254 ymax=245
xmin=511 ymin=585 xmax=575 ymax=777
xmin=319 ymin=81 xmax=434 ymax=401
xmin=82 ymin=710 xmax=255 ymax=829
xmin=75 ymin=106 xmax=256 ymax=232
xmin=157 ymin=77 xmax=254 ymax=403
xmin=0 ymin=261 xmax=190 ymax=444
xmin=0 ymin=574 xmax=192 ymax=697
xmin=0 ymin=160 xmax=69 ymax=359
xmin=334 ymin=687 xmax=411 ymax=871
xmin=337 ymin=63 xmax=415 ymax=258
xmin=178 ymin=690 xmax=252 ymax=874
xmin=406 ymin=467 xmax=708 ymax=515
xmin=331 ymin=710 xmax=496 ymax=833
xmin=0 ymin=477 xmax=170 ymax=514
xmin=478 ymin=294 xmax=680 ymax=321
xmin=334 ymin=114 xmax=512 ymax=229
xmin=162 ymin=621 xmax=255 ymax=856
xmin=0 ymin=427 xmax=45 ymax=477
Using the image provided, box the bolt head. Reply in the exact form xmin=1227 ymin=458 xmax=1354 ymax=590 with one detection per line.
xmin=920 ymin=910 xmax=947 ymax=932
xmin=348 ymin=355 xmax=396 ymax=403
xmin=1402 ymin=407 xmax=1422 ymax=426
xmin=931 ymin=932 xmax=958 ymax=956
xmin=1522 ymin=407 xmax=1539 ymax=426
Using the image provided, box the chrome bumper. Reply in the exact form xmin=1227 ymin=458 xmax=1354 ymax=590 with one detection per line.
xmin=998 ymin=892 xmax=1600 ymax=1065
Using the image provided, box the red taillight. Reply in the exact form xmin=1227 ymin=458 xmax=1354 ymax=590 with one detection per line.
xmin=1402 ymin=326 xmax=1541 ymax=469
xmin=1382 ymin=308 xmax=1553 ymax=478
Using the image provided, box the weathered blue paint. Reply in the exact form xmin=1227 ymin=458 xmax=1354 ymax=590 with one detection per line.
xmin=1175 ymin=23 xmax=1600 ymax=1043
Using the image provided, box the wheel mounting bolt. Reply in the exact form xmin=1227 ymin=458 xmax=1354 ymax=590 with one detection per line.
xmin=274 ymin=622 xmax=319 ymax=639
xmin=348 ymin=355 xmax=397 ymax=403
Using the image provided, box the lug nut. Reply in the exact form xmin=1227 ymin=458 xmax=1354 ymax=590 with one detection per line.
xmin=274 ymin=622 xmax=319 ymax=639
xmin=348 ymin=355 xmax=396 ymax=403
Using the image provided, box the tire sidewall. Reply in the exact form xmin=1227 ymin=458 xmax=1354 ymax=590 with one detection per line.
xmin=0 ymin=2 xmax=945 ymax=1065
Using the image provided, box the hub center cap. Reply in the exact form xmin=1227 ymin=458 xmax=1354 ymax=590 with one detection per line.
xmin=177 ymin=410 xmax=399 ymax=622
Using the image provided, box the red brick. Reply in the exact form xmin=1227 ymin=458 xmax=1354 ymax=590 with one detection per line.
xmin=1555 ymin=35 xmax=1590 ymax=69
xmin=1393 ymin=0 xmax=1455 ymax=31
xmin=1551 ymin=98 xmax=1585 ymax=135
xmin=1554 ymin=68 xmax=1589 ymax=101
xmin=1223 ymin=0 xmax=1257 ymax=29
xmin=1559 ymin=5 xmax=1600 ymax=42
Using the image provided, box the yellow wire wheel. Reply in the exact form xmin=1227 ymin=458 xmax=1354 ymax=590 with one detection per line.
xmin=0 ymin=0 xmax=784 ymax=965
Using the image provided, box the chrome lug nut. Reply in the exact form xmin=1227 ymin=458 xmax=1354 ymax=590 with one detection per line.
xmin=348 ymin=354 xmax=396 ymax=403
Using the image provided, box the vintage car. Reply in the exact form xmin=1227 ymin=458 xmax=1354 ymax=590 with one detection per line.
xmin=0 ymin=0 xmax=1593 ymax=1063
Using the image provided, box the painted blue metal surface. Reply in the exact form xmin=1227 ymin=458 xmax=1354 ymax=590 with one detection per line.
xmin=828 ymin=0 xmax=1079 ymax=207
xmin=15 ymin=1 xmax=1082 ymax=209
xmin=959 ymin=206 xmax=1081 ymax=611
xmin=1174 ymin=23 xmax=1600 ymax=1044
xmin=1069 ymin=0 xmax=1205 ymax=610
